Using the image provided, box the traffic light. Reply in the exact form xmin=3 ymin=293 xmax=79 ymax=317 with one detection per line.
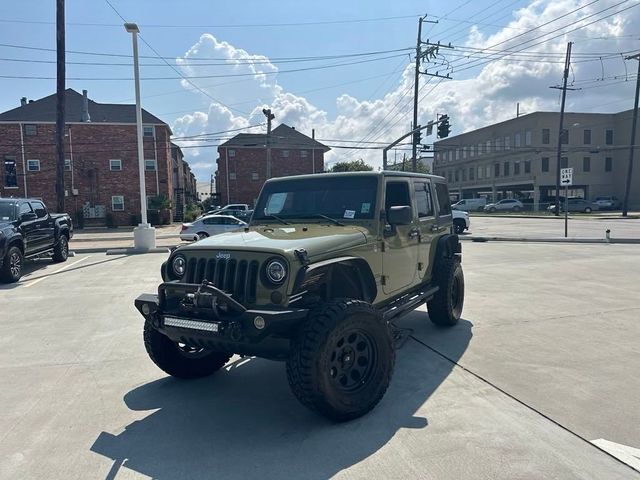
xmin=413 ymin=127 xmax=422 ymax=146
xmin=438 ymin=115 xmax=451 ymax=138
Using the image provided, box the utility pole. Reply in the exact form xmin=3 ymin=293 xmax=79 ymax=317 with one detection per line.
xmin=622 ymin=53 xmax=640 ymax=217
xmin=411 ymin=15 xmax=438 ymax=172
xmin=55 ymin=0 xmax=65 ymax=213
xmin=550 ymin=42 xmax=573 ymax=216
xmin=263 ymin=108 xmax=275 ymax=179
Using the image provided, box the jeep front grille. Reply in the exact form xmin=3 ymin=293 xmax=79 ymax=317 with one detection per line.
xmin=185 ymin=257 xmax=259 ymax=303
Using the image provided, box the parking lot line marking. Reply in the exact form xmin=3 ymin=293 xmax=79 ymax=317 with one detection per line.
xmin=592 ymin=439 xmax=640 ymax=471
xmin=23 ymin=256 xmax=91 ymax=288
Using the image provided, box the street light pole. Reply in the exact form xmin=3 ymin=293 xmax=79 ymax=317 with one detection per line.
xmin=125 ymin=22 xmax=156 ymax=250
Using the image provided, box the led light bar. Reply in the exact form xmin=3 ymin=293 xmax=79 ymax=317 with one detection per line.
xmin=164 ymin=316 xmax=220 ymax=333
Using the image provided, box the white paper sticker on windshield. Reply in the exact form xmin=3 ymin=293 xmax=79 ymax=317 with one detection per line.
xmin=361 ymin=203 xmax=370 ymax=214
xmin=343 ymin=209 xmax=356 ymax=219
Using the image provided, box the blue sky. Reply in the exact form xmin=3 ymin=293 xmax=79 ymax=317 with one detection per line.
xmin=1 ymin=0 xmax=638 ymax=187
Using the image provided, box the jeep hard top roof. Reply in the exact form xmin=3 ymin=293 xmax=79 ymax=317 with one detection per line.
xmin=264 ymin=170 xmax=445 ymax=184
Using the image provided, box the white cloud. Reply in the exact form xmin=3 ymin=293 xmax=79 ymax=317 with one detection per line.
xmin=171 ymin=0 xmax=640 ymax=182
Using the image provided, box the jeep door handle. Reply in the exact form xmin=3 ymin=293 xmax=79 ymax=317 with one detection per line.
xmin=409 ymin=228 xmax=420 ymax=239
xmin=431 ymin=224 xmax=439 ymax=232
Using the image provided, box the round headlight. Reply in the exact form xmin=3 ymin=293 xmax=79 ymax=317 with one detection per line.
xmin=266 ymin=259 xmax=287 ymax=284
xmin=172 ymin=255 xmax=186 ymax=277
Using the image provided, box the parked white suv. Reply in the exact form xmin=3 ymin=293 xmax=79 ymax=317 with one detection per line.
xmin=483 ymin=199 xmax=524 ymax=212
xmin=452 ymin=210 xmax=470 ymax=234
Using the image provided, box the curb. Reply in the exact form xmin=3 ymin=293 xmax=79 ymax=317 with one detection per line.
xmin=71 ymin=234 xmax=180 ymax=243
xmin=71 ymin=245 xmax=177 ymax=254
xmin=460 ymin=236 xmax=640 ymax=244
xmin=470 ymin=214 xmax=640 ymax=220
xmin=106 ymin=247 xmax=171 ymax=256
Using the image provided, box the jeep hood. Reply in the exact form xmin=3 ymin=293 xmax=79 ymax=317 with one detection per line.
xmin=180 ymin=224 xmax=369 ymax=258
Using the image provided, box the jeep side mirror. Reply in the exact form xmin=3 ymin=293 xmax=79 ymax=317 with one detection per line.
xmin=387 ymin=206 xmax=412 ymax=225
xmin=20 ymin=212 xmax=37 ymax=222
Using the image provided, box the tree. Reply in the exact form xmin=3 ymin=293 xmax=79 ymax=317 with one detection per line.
xmin=329 ymin=159 xmax=374 ymax=172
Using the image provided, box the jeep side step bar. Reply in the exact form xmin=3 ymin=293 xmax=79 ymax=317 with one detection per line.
xmin=381 ymin=285 xmax=439 ymax=322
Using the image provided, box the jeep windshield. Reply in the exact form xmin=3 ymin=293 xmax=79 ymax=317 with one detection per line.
xmin=252 ymin=175 xmax=377 ymax=223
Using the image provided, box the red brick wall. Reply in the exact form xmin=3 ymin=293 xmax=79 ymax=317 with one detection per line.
xmin=0 ymin=122 xmax=173 ymax=225
xmin=216 ymin=147 xmax=325 ymax=206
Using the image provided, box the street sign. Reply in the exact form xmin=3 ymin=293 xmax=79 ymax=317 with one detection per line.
xmin=560 ymin=167 xmax=573 ymax=186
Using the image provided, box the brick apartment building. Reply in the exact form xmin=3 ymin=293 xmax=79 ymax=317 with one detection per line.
xmin=216 ymin=124 xmax=330 ymax=206
xmin=0 ymin=88 xmax=180 ymax=225
xmin=171 ymin=143 xmax=198 ymax=221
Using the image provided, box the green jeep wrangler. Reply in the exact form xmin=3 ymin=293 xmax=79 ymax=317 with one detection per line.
xmin=135 ymin=172 xmax=464 ymax=421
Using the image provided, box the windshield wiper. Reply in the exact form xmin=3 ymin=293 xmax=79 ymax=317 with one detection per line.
xmin=314 ymin=214 xmax=345 ymax=226
xmin=259 ymin=214 xmax=290 ymax=225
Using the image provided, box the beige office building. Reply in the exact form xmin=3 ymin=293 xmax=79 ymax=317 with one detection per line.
xmin=433 ymin=109 xmax=640 ymax=209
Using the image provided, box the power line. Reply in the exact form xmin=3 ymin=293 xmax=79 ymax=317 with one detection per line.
xmin=0 ymin=14 xmax=421 ymax=29
xmin=0 ymin=52 xmax=409 ymax=81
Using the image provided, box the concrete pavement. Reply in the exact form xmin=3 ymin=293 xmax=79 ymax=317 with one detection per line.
xmin=1 ymin=244 xmax=639 ymax=479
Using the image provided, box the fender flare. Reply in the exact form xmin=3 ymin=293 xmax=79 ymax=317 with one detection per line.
xmin=435 ymin=233 xmax=461 ymax=261
xmin=291 ymin=256 xmax=377 ymax=303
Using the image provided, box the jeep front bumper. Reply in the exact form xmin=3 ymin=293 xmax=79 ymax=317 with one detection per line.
xmin=134 ymin=281 xmax=308 ymax=359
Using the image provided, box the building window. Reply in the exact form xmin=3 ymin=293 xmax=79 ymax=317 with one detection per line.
xmin=283 ymin=150 xmax=290 ymax=158
xmin=64 ymin=159 xmax=72 ymax=171
xmin=4 ymin=157 xmax=18 ymax=187
xmin=478 ymin=142 xmax=483 ymax=155
xmin=27 ymin=159 xmax=40 ymax=171
xmin=561 ymin=157 xmax=568 ymax=168
xmin=560 ymin=129 xmax=569 ymax=145
xmin=583 ymin=129 xmax=591 ymax=145
xmin=542 ymin=129 xmax=550 ymax=145
xmin=495 ymin=138 xmax=502 ymax=151
xmin=605 ymin=129 xmax=614 ymax=145
xmin=462 ymin=169 xmax=467 ymax=182
xmin=477 ymin=166 xmax=483 ymax=179
xmin=486 ymin=140 xmax=491 ymax=153
xmin=542 ymin=157 xmax=549 ymax=172
xmin=301 ymin=150 xmax=308 ymax=158
xmin=469 ymin=167 xmax=474 ymax=180
xmin=251 ymin=172 xmax=259 ymax=180
xmin=111 ymin=195 xmax=124 ymax=211
xmin=514 ymin=161 xmax=521 ymax=175
xmin=524 ymin=160 xmax=531 ymax=173
xmin=503 ymin=161 xmax=510 ymax=176
xmin=504 ymin=136 xmax=510 ymax=150
xmin=605 ymin=157 xmax=613 ymax=172
xmin=24 ymin=124 xmax=37 ymax=136
xmin=144 ymin=159 xmax=156 ymax=171
xmin=525 ymin=130 xmax=532 ymax=146
xmin=485 ymin=165 xmax=491 ymax=178
xmin=583 ymin=157 xmax=591 ymax=172
xmin=228 ymin=149 xmax=236 ymax=157
xmin=454 ymin=170 xmax=459 ymax=182
xmin=110 ymin=159 xmax=122 ymax=171
xmin=515 ymin=132 xmax=521 ymax=147
xmin=229 ymin=172 xmax=237 ymax=180
xmin=143 ymin=125 xmax=154 ymax=137
xmin=494 ymin=163 xmax=500 ymax=177
xmin=470 ymin=145 xmax=475 ymax=157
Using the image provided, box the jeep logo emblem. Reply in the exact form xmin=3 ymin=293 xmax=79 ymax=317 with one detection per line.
xmin=216 ymin=252 xmax=231 ymax=260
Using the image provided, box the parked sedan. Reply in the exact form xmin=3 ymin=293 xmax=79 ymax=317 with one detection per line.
xmin=483 ymin=199 xmax=524 ymax=212
xmin=547 ymin=198 xmax=599 ymax=213
xmin=180 ymin=214 xmax=247 ymax=241
xmin=594 ymin=196 xmax=621 ymax=210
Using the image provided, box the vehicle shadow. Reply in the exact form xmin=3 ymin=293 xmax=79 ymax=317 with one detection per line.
xmin=0 ymin=255 xmax=130 ymax=290
xmin=91 ymin=315 xmax=473 ymax=480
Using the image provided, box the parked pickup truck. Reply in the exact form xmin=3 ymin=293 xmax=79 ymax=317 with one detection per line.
xmin=0 ymin=198 xmax=73 ymax=283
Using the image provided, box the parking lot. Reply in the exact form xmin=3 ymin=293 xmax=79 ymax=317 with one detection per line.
xmin=1 ymin=242 xmax=639 ymax=479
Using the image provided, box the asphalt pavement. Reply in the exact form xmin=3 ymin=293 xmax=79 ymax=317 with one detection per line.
xmin=0 ymin=242 xmax=639 ymax=479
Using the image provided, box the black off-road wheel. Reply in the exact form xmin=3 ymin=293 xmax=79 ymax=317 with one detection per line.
xmin=286 ymin=299 xmax=395 ymax=422
xmin=52 ymin=235 xmax=69 ymax=263
xmin=427 ymin=256 xmax=465 ymax=327
xmin=143 ymin=320 xmax=232 ymax=379
xmin=0 ymin=246 xmax=23 ymax=283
